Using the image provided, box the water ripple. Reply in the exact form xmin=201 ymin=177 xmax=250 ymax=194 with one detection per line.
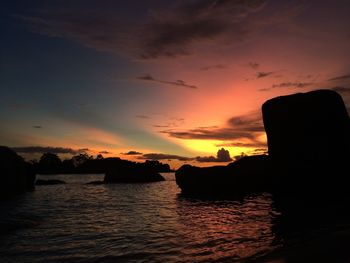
xmin=0 ymin=174 xmax=278 ymax=263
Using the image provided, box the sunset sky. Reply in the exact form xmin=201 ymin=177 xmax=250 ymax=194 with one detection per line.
xmin=1 ymin=0 xmax=350 ymax=168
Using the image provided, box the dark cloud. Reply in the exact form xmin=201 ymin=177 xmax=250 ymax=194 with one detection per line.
xmin=137 ymin=74 xmax=197 ymax=89
xmin=227 ymin=112 xmax=264 ymax=132
xmin=140 ymin=153 xmax=193 ymax=161
xmin=32 ymin=125 xmax=42 ymax=129
xmin=260 ymin=81 xmax=313 ymax=91
xmin=140 ymin=148 xmax=232 ymax=163
xmin=153 ymin=124 xmax=171 ymax=128
xmin=16 ymin=0 xmax=302 ymax=59
xmin=216 ymin=141 xmax=267 ymax=148
xmin=99 ymin=151 xmax=111 ymax=154
xmin=12 ymin=146 xmax=88 ymax=154
xmin=196 ymin=148 xmax=232 ymax=163
xmin=169 ymin=117 xmax=185 ymax=122
xmin=200 ymin=64 xmax=228 ymax=71
xmin=248 ymin=62 xmax=260 ymax=70
xmin=272 ymin=82 xmax=313 ymax=89
xmin=161 ymin=111 xmax=264 ymax=141
xmin=197 ymin=125 xmax=218 ymax=129
xmin=135 ymin=115 xmax=150 ymax=119
xmin=161 ymin=128 xmax=256 ymax=140
xmin=256 ymin=72 xmax=275 ymax=78
xmin=328 ymin=74 xmax=350 ymax=82
xmin=139 ymin=0 xmax=268 ymax=59
xmin=121 ymin=151 xmax=143 ymax=155
xmin=79 ymin=148 xmax=90 ymax=152
xmin=251 ymin=148 xmax=268 ymax=154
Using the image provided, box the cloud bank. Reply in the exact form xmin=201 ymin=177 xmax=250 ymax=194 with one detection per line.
xmin=12 ymin=146 xmax=88 ymax=155
xmin=16 ymin=0 xmax=302 ymax=59
xmin=121 ymin=151 xmax=143 ymax=155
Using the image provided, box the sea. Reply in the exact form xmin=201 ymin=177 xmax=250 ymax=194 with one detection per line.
xmin=2 ymin=173 xmax=349 ymax=263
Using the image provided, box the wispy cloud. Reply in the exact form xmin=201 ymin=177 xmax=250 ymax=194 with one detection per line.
xmin=216 ymin=141 xmax=267 ymax=148
xmin=153 ymin=124 xmax=172 ymax=128
xmin=135 ymin=115 xmax=150 ymax=119
xmin=99 ymin=151 xmax=111 ymax=154
xmin=137 ymin=74 xmax=198 ymax=89
xmin=121 ymin=151 xmax=143 ymax=155
xmin=260 ymin=81 xmax=313 ymax=91
xmin=248 ymin=62 xmax=260 ymax=70
xmin=139 ymin=153 xmax=193 ymax=161
xmin=12 ymin=146 xmax=88 ymax=154
xmin=271 ymin=82 xmax=313 ymax=88
xmin=328 ymin=74 xmax=350 ymax=82
xmin=256 ymin=71 xmax=275 ymax=78
xmin=32 ymin=125 xmax=42 ymax=129
xmin=161 ymin=111 xmax=265 ymax=146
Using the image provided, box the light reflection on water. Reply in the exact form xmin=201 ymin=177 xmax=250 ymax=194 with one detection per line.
xmin=0 ymin=173 xmax=278 ymax=263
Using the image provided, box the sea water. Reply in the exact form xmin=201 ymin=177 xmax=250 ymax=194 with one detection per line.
xmin=0 ymin=173 xmax=278 ymax=263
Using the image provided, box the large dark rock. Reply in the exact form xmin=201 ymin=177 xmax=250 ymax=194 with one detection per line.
xmin=262 ymin=89 xmax=350 ymax=200
xmin=104 ymin=158 xmax=165 ymax=183
xmin=262 ymin=89 xmax=350 ymax=164
xmin=0 ymin=146 xmax=36 ymax=198
xmin=176 ymin=90 xmax=350 ymax=199
xmin=176 ymin=155 xmax=271 ymax=197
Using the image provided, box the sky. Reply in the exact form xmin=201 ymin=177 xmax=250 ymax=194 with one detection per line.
xmin=1 ymin=0 xmax=350 ymax=169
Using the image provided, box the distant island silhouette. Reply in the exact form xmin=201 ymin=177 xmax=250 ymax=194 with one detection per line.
xmin=0 ymin=149 xmax=170 ymax=197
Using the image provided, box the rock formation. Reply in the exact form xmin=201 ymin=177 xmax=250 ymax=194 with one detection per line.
xmin=176 ymin=90 xmax=350 ymax=199
xmin=104 ymin=158 xmax=165 ymax=183
xmin=0 ymin=146 xmax=36 ymax=198
xmin=262 ymin=89 xmax=350 ymax=165
xmin=262 ymin=89 xmax=350 ymax=201
xmin=176 ymin=155 xmax=271 ymax=197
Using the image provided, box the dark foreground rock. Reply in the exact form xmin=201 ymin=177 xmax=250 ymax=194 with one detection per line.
xmin=35 ymin=179 xmax=66 ymax=185
xmin=263 ymin=90 xmax=350 ymax=202
xmin=262 ymin=89 xmax=350 ymax=163
xmin=0 ymin=146 xmax=36 ymax=198
xmin=105 ymin=170 xmax=165 ymax=183
xmin=176 ymin=155 xmax=272 ymax=197
xmin=104 ymin=158 xmax=165 ymax=183
xmin=176 ymin=89 xmax=350 ymax=199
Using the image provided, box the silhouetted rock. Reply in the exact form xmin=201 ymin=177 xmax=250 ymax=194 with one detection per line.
xmin=144 ymin=160 xmax=173 ymax=172
xmin=0 ymin=146 xmax=36 ymax=198
xmin=262 ymin=89 xmax=350 ymax=165
xmin=176 ymin=155 xmax=271 ymax=197
xmin=262 ymin=90 xmax=350 ymax=200
xmin=104 ymin=158 xmax=165 ymax=183
xmin=35 ymin=179 xmax=66 ymax=185
xmin=176 ymin=90 xmax=350 ymax=199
